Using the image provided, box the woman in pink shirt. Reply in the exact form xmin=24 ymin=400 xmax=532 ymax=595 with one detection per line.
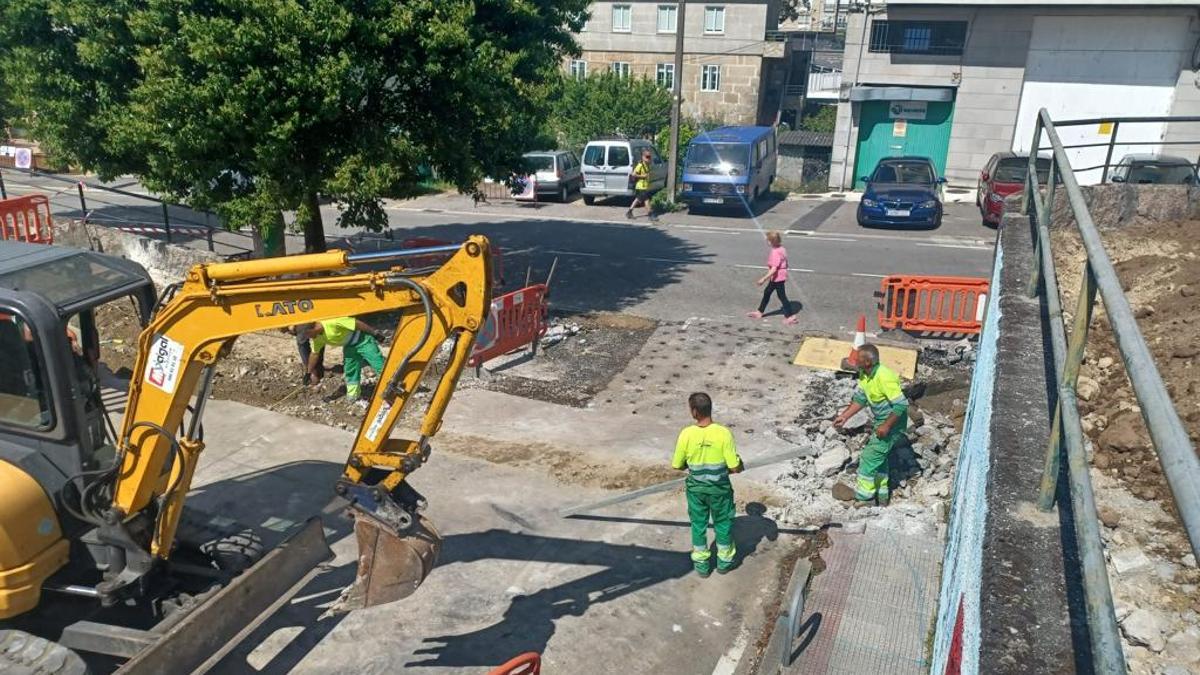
xmin=748 ymin=231 xmax=798 ymax=325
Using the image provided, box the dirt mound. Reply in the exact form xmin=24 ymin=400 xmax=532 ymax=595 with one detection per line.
xmin=1052 ymin=219 xmax=1200 ymax=514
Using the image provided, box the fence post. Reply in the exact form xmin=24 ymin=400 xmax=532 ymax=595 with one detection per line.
xmin=77 ymin=182 xmax=88 ymax=214
xmin=1100 ymin=121 xmax=1119 ymax=184
xmin=204 ymin=212 xmax=214 ymax=252
xmin=1025 ymin=117 xmax=1045 ymax=297
xmin=1038 ymin=262 xmax=1098 ymax=510
xmin=0 ymin=168 xmax=6 ymax=199
xmin=162 ymin=203 xmax=172 ymax=243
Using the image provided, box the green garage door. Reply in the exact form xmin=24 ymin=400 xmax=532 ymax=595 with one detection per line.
xmin=853 ymin=100 xmax=955 ymax=189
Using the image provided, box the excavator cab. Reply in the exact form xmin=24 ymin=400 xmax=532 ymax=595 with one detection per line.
xmin=0 ymin=236 xmax=492 ymax=672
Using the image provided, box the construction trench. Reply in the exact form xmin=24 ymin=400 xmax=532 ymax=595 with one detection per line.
xmin=9 ymin=181 xmax=1200 ymax=673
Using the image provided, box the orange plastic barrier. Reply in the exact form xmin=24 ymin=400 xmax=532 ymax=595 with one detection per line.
xmin=875 ymin=275 xmax=990 ymax=336
xmin=0 ymin=194 xmax=53 ymax=244
xmin=400 ymin=236 xmax=505 ymax=287
xmin=469 ymin=283 xmax=549 ymax=368
xmin=488 ymin=652 xmax=541 ymax=675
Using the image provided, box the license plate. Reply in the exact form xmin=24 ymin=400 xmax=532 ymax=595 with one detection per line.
xmin=886 ymin=209 xmax=911 ymax=217
xmin=702 ymin=197 xmax=724 ymax=204
xmin=586 ymin=180 xmax=602 ymax=188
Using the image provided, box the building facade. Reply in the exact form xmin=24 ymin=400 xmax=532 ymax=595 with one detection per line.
xmin=829 ymin=0 xmax=1200 ymax=190
xmin=570 ymin=1 xmax=779 ymax=125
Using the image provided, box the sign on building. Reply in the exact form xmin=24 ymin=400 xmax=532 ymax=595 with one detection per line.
xmin=889 ymin=101 xmax=927 ymax=120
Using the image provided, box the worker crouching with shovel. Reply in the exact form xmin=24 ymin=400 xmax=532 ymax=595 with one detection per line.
xmin=833 ymin=343 xmax=908 ymax=507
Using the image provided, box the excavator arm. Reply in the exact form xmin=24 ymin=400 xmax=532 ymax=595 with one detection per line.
xmin=92 ymin=237 xmax=491 ymax=608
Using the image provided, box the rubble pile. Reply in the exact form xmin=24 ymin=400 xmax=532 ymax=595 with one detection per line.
xmin=768 ymin=374 xmax=962 ymax=538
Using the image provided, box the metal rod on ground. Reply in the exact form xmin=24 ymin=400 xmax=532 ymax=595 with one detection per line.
xmin=77 ymin=181 xmax=88 ymax=214
xmin=1041 ymin=107 xmax=1200 ymax=562
xmin=544 ymin=256 xmax=558 ymax=293
xmin=162 ymin=202 xmax=172 ymax=243
xmin=524 ymin=266 xmax=532 ymax=288
xmin=665 ymin=0 xmax=686 ymax=202
xmin=1100 ymin=121 xmax=1119 ymax=184
xmin=559 ymin=444 xmax=822 ymax=517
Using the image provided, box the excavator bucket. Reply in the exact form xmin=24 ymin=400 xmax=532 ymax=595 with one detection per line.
xmin=332 ymin=513 xmax=442 ymax=612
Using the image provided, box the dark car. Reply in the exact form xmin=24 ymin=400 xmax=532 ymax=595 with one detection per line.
xmin=977 ymin=152 xmax=1051 ymax=227
xmin=1110 ymin=154 xmax=1198 ymax=185
xmin=857 ymin=157 xmax=945 ymax=228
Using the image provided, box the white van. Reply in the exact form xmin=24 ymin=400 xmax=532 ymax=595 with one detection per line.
xmin=579 ymin=137 xmax=668 ymax=205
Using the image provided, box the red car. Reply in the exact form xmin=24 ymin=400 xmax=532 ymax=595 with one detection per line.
xmin=977 ymin=152 xmax=1051 ymax=227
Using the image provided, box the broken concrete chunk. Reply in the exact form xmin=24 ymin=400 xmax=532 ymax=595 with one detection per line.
xmin=1111 ymin=547 xmax=1153 ymax=576
xmin=814 ymin=444 xmax=850 ymax=477
xmin=1075 ymin=375 xmax=1101 ymax=402
xmin=1120 ymin=608 xmax=1167 ymax=653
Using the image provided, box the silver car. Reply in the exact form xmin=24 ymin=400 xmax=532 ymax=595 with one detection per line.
xmin=580 ymin=137 xmax=668 ymax=205
xmin=521 ymin=150 xmax=583 ymax=202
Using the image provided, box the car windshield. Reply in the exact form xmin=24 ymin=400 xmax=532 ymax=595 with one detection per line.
xmin=1127 ymin=161 xmax=1196 ymax=184
xmin=686 ymin=143 xmax=749 ymax=175
xmin=872 ymin=161 xmax=934 ymax=184
xmin=993 ymin=157 xmax=1051 ymax=184
xmin=525 ymin=155 xmax=554 ymax=172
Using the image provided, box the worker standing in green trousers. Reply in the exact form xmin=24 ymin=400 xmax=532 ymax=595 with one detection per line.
xmin=304 ymin=317 xmax=386 ymax=402
xmin=833 ymin=343 xmax=908 ymax=507
xmin=672 ymin=392 xmax=744 ymax=577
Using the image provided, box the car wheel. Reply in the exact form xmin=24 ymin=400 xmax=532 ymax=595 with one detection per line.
xmin=583 ymin=194 xmax=595 ymax=205
xmin=856 ymin=211 xmax=867 ymax=227
xmin=559 ymin=185 xmax=569 ymax=202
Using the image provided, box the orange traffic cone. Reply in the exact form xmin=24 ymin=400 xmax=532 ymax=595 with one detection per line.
xmin=845 ymin=315 xmax=867 ymax=368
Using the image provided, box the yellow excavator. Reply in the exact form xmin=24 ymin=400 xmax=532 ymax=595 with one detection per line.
xmin=0 ymin=236 xmax=492 ymax=672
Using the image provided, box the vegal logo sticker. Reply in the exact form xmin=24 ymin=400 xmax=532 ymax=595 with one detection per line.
xmin=254 ymin=299 xmax=315 ymax=318
xmin=146 ymin=335 xmax=184 ymax=394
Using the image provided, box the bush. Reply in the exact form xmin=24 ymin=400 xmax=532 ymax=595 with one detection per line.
xmin=548 ymin=73 xmax=672 ymax=150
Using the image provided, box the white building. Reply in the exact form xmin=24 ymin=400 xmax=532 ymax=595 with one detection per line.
xmin=828 ymin=0 xmax=1200 ymax=189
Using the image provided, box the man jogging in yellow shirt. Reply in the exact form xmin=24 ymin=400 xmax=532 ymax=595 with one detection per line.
xmin=672 ymin=392 xmax=743 ymax=577
xmin=833 ymin=344 xmax=908 ymax=506
xmin=626 ymin=149 xmax=659 ymax=222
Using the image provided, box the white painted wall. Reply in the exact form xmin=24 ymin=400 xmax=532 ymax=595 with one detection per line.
xmin=1012 ymin=15 xmax=1188 ymax=184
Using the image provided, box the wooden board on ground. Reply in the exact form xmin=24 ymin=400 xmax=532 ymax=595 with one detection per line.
xmin=792 ymin=336 xmax=918 ymax=379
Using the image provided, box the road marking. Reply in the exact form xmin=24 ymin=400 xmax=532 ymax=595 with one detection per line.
xmin=711 ymin=627 xmax=749 ymax=675
xmin=734 ymin=264 xmax=766 ymax=270
xmin=915 ymin=242 xmax=992 ymax=251
xmin=790 ymin=267 xmax=816 ymax=273
xmin=852 ymin=272 xmax=887 ymax=278
xmin=641 ymin=255 xmax=707 ymax=265
xmin=802 ymin=235 xmax=858 ymax=243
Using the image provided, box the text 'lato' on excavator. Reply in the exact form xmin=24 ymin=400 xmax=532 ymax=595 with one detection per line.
xmin=0 ymin=235 xmax=493 ymax=673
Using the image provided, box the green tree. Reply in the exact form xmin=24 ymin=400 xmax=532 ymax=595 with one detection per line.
xmin=548 ymin=73 xmax=672 ymax=151
xmin=800 ymin=105 xmax=838 ymax=134
xmin=0 ymin=0 xmax=586 ymax=254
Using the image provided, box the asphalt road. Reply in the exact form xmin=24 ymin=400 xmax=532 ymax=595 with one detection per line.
xmin=8 ymin=169 xmax=997 ymax=335
xmin=364 ymin=192 xmax=996 ymax=335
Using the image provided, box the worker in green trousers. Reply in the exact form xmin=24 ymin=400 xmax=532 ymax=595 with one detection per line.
xmin=304 ymin=317 xmax=386 ymax=402
xmin=833 ymin=343 xmax=909 ymax=506
xmin=672 ymin=392 xmax=744 ymax=577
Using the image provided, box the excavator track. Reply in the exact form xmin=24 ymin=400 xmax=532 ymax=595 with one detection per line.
xmin=0 ymin=629 xmax=89 ymax=675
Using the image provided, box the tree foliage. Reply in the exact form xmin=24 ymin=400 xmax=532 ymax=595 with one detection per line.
xmin=548 ymin=74 xmax=672 ymax=151
xmin=801 ymin=104 xmax=838 ymax=134
xmin=0 ymin=0 xmax=587 ymax=253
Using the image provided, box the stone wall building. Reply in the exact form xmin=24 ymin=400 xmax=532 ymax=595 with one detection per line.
xmin=570 ymin=1 xmax=780 ymax=126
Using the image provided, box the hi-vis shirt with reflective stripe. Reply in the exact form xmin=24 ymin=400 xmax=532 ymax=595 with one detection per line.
xmin=853 ymin=363 xmax=909 ymax=423
xmin=672 ymin=423 xmax=741 ymax=490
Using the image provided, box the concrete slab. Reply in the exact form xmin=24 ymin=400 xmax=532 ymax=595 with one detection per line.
xmin=787 ymin=523 xmax=941 ymax=674
xmin=189 ymin=400 xmax=796 ymax=674
xmin=792 ymin=337 xmax=919 ymax=379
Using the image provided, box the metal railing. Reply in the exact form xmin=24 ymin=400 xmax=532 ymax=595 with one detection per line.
xmin=0 ymin=166 xmax=254 ymax=256
xmin=1025 ymin=109 xmax=1200 ymax=673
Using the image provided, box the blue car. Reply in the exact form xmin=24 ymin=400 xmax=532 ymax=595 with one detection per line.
xmin=856 ymin=157 xmax=945 ymax=228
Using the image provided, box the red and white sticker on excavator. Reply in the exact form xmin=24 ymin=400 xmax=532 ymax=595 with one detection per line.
xmin=146 ymin=335 xmax=184 ymax=394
